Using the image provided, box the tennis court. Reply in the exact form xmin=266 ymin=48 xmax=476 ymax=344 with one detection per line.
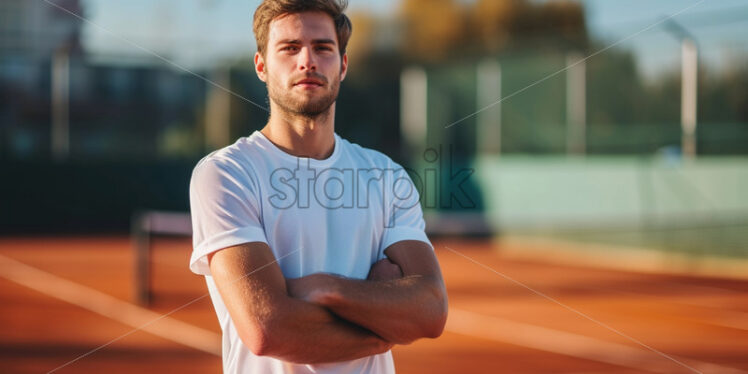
xmin=3 ymin=1 xmax=748 ymax=373
xmin=2 ymin=235 xmax=747 ymax=374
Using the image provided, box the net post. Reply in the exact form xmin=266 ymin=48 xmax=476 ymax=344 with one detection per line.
xmin=132 ymin=211 xmax=151 ymax=306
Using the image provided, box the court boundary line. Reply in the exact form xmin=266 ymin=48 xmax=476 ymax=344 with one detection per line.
xmin=0 ymin=253 xmax=222 ymax=368
xmin=494 ymin=235 xmax=748 ymax=280
xmin=447 ymin=308 xmax=747 ymax=374
xmin=2 ymin=245 xmax=298 ymax=374
xmin=5 ymin=248 xmax=742 ymax=374
xmin=1 ymin=245 xmax=746 ymax=373
xmin=443 ymin=245 xmax=704 ymax=374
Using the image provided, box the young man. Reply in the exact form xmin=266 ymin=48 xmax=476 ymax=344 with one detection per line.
xmin=188 ymin=1 xmax=447 ymax=373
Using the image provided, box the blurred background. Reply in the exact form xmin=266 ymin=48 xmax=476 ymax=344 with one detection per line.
xmin=2 ymin=0 xmax=747 ymax=254
xmin=1 ymin=0 xmax=747 ymax=373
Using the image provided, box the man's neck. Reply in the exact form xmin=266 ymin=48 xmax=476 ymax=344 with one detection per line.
xmin=260 ymin=103 xmax=336 ymax=160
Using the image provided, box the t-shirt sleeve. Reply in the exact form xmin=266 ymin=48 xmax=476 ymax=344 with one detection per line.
xmin=379 ymin=164 xmax=434 ymax=254
xmin=189 ymin=157 xmax=267 ymax=275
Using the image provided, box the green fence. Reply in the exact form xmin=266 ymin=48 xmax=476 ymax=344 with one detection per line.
xmin=473 ymin=155 xmax=748 ymax=258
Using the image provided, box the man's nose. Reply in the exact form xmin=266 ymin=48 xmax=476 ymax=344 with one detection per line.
xmin=297 ymin=47 xmax=316 ymax=71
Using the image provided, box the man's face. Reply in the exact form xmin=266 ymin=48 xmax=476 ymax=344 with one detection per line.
xmin=255 ymin=11 xmax=348 ymax=118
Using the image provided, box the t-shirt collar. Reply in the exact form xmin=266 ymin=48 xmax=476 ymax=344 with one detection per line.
xmin=252 ymin=130 xmax=342 ymax=167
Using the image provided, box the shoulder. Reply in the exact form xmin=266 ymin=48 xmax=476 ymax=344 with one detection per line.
xmin=191 ymin=137 xmax=262 ymax=189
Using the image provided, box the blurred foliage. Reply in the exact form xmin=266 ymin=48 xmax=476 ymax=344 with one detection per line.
xmin=399 ymin=0 xmax=587 ymax=63
xmin=2 ymin=0 xmax=747 ymax=233
xmin=1 ymin=0 xmax=746 ymax=163
xmin=585 ymin=46 xmax=748 ymax=154
xmin=400 ymin=0 xmax=468 ymax=62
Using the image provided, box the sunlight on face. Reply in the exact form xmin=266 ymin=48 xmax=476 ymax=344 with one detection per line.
xmin=259 ymin=11 xmax=348 ymax=118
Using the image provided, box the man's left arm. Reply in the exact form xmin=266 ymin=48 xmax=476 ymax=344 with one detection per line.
xmin=287 ymin=240 xmax=448 ymax=345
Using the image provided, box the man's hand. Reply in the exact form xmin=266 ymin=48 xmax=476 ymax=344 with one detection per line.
xmin=287 ymin=258 xmax=404 ymax=302
xmin=367 ymin=258 xmax=403 ymax=281
xmin=286 ymin=273 xmax=338 ymax=303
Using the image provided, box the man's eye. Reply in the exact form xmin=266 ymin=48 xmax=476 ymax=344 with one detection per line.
xmin=316 ymin=46 xmax=333 ymax=51
xmin=281 ymin=46 xmax=298 ymax=51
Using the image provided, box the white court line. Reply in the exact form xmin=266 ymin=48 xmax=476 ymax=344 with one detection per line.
xmin=496 ymin=235 xmax=748 ymax=281
xmin=0 ymin=253 xmax=222 ymax=359
xmin=698 ymin=310 xmax=748 ymax=332
xmin=493 ymin=236 xmax=748 ymax=329
xmin=4 ymin=252 xmax=744 ymax=373
xmin=447 ymin=308 xmax=747 ymax=374
xmin=443 ymin=245 xmax=705 ymax=373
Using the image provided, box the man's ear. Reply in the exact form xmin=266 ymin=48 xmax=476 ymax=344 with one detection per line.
xmin=340 ymin=53 xmax=348 ymax=82
xmin=254 ymin=52 xmax=267 ymax=82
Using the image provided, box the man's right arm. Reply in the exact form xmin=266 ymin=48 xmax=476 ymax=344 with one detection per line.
xmin=208 ymin=241 xmax=392 ymax=364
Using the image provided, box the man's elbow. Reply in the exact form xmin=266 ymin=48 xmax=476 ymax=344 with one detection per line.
xmin=424 ymin=312 xmax=447 ymax=339
xmin=424 ymin=281 xmax=448 ymax=339
xmin=236 ymin=314 xmax=288 ymax=357
xmin=245 ymin=326 xmax=319 ymax=364
xmin=396 ymin=280 xmax=448 ymax=342
xmin=399 ymin=305 xmax=446 ymax=343
xmin=239 ymin=323 xmax=275 ymax=357
xmin=242 ymin=317 xmax=308 ymax=362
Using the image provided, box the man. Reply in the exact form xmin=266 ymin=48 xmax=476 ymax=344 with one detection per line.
xmin=188 ymin=0 xmax=448 ymax=373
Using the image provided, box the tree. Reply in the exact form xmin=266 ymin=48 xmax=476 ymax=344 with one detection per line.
xmin=399 ymin=0 xmax=588 ymax=63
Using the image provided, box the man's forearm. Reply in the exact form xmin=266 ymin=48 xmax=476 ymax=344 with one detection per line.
xmin=208 ymin=243 xmax=392 ymax=364
xmin=259 ymin=295 xmax=392 ymax=364
xmin=290 ymin=273 xmax=447 ymax=344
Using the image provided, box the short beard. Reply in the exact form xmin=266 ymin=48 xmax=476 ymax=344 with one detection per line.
xmin=266 ymin=70 xmax=341 ymax=120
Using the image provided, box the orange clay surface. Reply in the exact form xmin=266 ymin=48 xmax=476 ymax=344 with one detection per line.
xmin=1 ymin=236 xmax=747 ymax=374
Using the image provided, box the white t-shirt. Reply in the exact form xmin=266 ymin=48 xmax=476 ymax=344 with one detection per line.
xmin=189 ymin=130 xmax=433 ymax=374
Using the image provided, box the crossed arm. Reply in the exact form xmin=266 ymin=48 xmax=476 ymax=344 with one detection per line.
xmin=286 ymin=240 xmax=448 ymax=345
xmin=208 ymin=240 xmax=447 ymax=364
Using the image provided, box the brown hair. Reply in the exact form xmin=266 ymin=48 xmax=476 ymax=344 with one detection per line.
xmin=253 ymin=0 xmax=352 ymax=57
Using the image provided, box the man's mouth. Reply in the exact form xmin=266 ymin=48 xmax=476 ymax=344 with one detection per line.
xmin=294 ymin=78 xmax=324 ymax=87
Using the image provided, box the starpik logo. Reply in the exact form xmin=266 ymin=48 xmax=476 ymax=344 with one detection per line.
xmin=266 ymin=145 xmax=475 ymax=228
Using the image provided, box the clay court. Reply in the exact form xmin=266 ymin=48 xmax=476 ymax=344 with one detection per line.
xmin=3 ymin=1 xmax=748 ymax=373
xmin=1 ymin=236 xmax=747 ymax=374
